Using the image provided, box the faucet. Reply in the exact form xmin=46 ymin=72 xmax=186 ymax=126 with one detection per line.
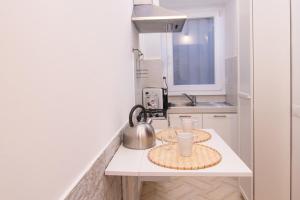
xmin=182 ymin=93 xmax=197 ymax=106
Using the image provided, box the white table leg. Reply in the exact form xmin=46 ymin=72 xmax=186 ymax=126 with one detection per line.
xmin=122 ymin=176 xmax=142 ymax=200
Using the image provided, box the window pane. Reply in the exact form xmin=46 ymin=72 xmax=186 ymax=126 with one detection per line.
xmin=172 ymin=18 xmax=215 ymax=85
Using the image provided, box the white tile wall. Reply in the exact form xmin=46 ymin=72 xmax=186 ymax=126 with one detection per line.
xmin=65 ymin=134 xmax=123 ymax=200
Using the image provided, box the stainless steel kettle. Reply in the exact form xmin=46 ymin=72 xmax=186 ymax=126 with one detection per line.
xmin=123 ymin=105 xmax=156 ymax=149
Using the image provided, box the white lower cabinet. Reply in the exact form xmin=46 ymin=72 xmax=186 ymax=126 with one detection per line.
xmin=151 ymin=119 xmax=168 ymax=129
xmin=168 ymin=113 xmax=238 ymax=153
xmin=202 ymin=114 xmax=238 ymax=153
xmin=168 ymin=114 xmax=203 ymax=129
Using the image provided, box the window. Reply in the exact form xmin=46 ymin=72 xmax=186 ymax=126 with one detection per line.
xmin=173 ymin=18 xmax=215 ymax=85
xmin=165 ymin=14 xmax=225 ymax=95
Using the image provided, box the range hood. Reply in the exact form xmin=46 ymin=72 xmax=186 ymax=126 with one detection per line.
xmin=132 ymin=0 xmax=187 ymax=33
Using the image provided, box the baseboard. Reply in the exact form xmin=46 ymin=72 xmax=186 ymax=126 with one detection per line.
xmin=239 ymin=185 xmax=249 ymax=200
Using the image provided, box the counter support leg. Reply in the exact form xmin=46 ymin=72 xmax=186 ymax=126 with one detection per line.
xmin=122 ymin=176 xmax=142 ymax=200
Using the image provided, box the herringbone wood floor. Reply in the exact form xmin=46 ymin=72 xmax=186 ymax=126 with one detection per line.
xmin=141 ymin=177 xmax=244 ymax=200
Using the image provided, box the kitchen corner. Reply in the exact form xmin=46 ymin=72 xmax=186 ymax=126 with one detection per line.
xmin=1 ymin=0 xmax=295 ymax=199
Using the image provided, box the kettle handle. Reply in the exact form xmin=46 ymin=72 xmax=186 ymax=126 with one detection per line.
xmin=129 ymin=105 xmax=147 ymax=127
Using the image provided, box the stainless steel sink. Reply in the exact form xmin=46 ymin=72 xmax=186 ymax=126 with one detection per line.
xmin=193 ymin=102 xmax=217 ymax=106
xmin=169 ymin=102 xmax=233 ymax=107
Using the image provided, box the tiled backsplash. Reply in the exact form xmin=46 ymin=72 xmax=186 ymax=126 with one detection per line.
xmin=65 ymin=132 xmax=123 ymax=200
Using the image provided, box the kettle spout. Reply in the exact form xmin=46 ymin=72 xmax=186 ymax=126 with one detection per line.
xmin=146 ymin=118 xmax=153 ymax=124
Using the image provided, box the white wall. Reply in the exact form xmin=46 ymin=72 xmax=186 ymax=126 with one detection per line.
xmin=0 ymin=1 xmax=137 ymax=199
xmin=224 ymin=0 xmax=238 ymax=106
xmin=253 ymin=0 xmax=291 ymax=199
xmin=238 ymin=0 xmax=252 ymax=95
xmin=139 ymin=33 xmax=163 ymax=60
xmin=224 ymin=0 xmax=238 ymax=58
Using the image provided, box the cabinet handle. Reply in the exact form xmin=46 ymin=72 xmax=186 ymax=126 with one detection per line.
xmin=179 ymin=115 xmax=192 ymax=118
xmin=213 ymin=115 xmax=227 ymax=118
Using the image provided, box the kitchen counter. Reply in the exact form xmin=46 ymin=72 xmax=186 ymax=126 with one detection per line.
xmin=105 ymin=129 xmax=251 ymax=177
xmin=167 ymin=102 xmax=237 ymax=114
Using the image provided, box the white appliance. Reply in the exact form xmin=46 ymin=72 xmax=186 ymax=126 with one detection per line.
xmin=142 ymin=88 xmax=163 ymax=110
xmin=131 ymin=0 xmax=187 ymax=33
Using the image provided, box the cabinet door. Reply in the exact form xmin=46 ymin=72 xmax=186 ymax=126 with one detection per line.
xmin=151 ymin=119 xmax=168 ymax=130
xmin=168 ymin=114 xmax=203 ymax=129
xmin=203 ymin=114 xmax=238 ymax=153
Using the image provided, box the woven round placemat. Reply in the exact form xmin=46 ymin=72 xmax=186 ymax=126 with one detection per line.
xmin=148 ymin=144 xmax=222 ymax=170
xmin=156 ymin=128 xmax=211 ymax=143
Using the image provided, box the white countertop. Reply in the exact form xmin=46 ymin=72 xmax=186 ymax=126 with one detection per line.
xmin=105 ymin=129 xmax=252 ymax=177
xmin=167 ymin=105 xmax=237 ymax=114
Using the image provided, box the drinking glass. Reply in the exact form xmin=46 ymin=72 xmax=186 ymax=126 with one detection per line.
xmin=180 ymin=117 xmax=200 ymax=131
xmin=177 ymin=132 xmax=193 ymax=157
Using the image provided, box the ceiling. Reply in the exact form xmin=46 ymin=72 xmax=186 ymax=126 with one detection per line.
xmin=160 ymin=0 xmax=229 ymax=9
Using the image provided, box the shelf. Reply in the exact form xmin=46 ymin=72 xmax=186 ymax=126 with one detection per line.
xmin=105 ymin=129 xmax=252 ymax=177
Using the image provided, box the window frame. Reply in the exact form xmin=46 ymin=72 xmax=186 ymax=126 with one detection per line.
xmin=164 ymin=11 xmax=225 ymax=96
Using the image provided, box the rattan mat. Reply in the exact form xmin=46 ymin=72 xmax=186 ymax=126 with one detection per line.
xmin=156 ymin=128 xmax=211 ymax=143
xmin=148 ymin=144 xmax=222 ymax=170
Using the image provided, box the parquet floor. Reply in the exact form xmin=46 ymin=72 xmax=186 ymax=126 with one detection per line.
xmin=140 ymin=177 xmax=244 ymax=200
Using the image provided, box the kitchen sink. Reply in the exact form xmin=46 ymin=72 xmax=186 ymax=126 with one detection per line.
xmin=169 ymin=102 xmax=233 ymax=107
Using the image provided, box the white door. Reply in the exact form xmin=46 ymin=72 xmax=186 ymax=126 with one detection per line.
xmin=202 ymin=114 xmax=238 ymax=153
xmin=292 ymin=111 xmax=300 ymax=200
xmin=238 ymin=0 xmax=253 ymax=199
xmin=292 ymin=0 xmax=300 ymax=199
